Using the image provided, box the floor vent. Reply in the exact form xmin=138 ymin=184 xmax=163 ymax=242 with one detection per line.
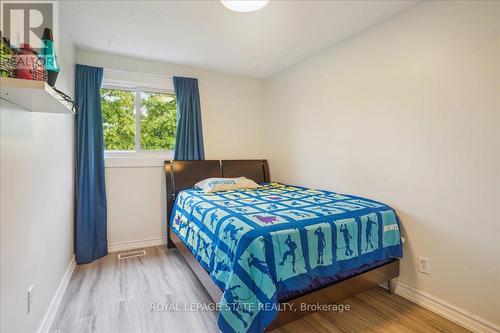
xmin=118 ymin=249 xmax=146 ymax=260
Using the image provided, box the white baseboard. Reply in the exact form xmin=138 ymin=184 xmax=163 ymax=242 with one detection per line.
xmin=37 ymin=256 xmax=76 ymax=333
xmin=391 ymin=281 xmax=500 ymax=333
xmin=108 ymin=237 xmax=167 ymax=253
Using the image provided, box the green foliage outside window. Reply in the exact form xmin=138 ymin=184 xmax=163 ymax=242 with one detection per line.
xmin=101 ymin=89 xmax=136 ymax=150
xmin=101 ymin=88 xmax=177 ymax=151
xmin=140 ymin=92 xmax=177 ymax=150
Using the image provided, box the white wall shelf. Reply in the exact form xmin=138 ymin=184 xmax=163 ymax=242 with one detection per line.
xmin=0 ymin=77 xmax=74 ymax=114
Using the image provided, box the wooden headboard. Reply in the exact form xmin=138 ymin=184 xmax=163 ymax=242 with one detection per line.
xmin=164 ymin=159 xmax=269 ymax=247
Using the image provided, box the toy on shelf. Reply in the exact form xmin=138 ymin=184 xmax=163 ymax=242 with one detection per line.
xmin=15 ymin=43 xmax=47 ymax=81
xmin=0 ymin=31 xmax=16 ymax=78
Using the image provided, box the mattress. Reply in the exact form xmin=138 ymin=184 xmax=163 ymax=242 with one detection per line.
xmin=170 ymin=182 xmax=403 ymax=333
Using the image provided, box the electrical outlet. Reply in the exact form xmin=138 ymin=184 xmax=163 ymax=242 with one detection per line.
xmin=418 ymin=256 xmax=431 ymax=274
xmin=27 ymin=285 xmax=34 ymax=313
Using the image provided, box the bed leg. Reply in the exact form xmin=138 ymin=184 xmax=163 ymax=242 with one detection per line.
xmin=166 ymin=226 xmax=176 ymax=249
xmin=388 ymin=278 xmax=397 ymax=294
xmin=166 ymin=238 xmax=176 ymax=249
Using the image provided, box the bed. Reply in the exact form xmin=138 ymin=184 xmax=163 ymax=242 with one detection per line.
xmin=165 ymin=159 xmax=402 ymax=333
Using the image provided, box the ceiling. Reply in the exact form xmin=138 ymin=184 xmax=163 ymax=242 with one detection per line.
xmin=61 ymin=0 xmax=419 ymax=78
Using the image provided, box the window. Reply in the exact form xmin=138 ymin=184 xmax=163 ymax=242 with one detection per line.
xmin=101 ymin=86 xmax=177 ymax=152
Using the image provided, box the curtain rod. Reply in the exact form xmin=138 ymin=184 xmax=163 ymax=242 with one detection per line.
xmin=103 ymin=68 xmax=173 ymax=79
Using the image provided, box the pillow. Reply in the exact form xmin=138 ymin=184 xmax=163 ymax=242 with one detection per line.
xmin=194 ymin=177 xmax=260 ymax=193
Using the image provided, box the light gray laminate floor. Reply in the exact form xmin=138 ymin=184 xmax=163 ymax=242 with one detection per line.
xmin=50 ymin=246 xmax=469 ymax=333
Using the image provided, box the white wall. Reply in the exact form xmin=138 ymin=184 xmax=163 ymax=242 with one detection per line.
xmin=263 ymin=0 xmax=500 ymax=329
xmin=0 ymin=18 xmax=76 ymax=333
xmin=76 ymin=49 xmax=265 ymax=250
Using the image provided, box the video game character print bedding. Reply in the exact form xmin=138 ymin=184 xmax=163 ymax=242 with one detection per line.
xmin=170 ymin=183 xmax=403 ymax=333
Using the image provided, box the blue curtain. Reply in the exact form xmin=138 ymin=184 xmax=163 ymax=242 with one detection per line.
xmin=75 ymin=64 xmax=107 ymax=264
xmin=173 ymin=77 xmax=205 ymax=160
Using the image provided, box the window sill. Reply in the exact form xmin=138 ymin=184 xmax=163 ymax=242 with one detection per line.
xmin=104 ymin=151 xmax=174 ymax=168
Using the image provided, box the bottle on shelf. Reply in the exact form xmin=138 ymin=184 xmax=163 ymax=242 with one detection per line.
xmin=39 ymin=28 xmax=59 ymax=86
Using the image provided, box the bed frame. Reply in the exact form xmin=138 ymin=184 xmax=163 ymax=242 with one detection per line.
xmin=164 ymin=159 xmax=399 ymax=331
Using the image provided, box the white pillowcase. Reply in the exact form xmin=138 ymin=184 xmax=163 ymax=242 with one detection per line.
xmin=194 ymin=177 xmax=260 ymax=193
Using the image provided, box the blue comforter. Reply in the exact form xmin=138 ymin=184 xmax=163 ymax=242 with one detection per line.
xmin=170 ymin=183 xmax=403 ymax=333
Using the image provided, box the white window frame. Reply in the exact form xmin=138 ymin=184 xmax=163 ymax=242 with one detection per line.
xmin=101 ymin=82 xmax=176 ymax=167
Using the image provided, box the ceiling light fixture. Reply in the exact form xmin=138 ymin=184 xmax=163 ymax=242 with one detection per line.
xmin=221 ymin=0 xmax=269 ymax=13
